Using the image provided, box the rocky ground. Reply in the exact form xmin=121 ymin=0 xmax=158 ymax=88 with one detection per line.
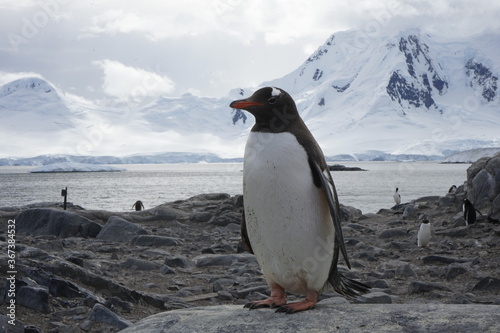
xmin=1 ymin=156 xmax=500 ymax=332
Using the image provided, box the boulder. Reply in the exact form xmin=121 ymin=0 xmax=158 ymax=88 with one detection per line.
xmin=194 ymin=254 xmax=258 ymax=267
xmin=122 ymin=258 xmax=161 ymax=271
xmin=96 ymin=216 xmax=148 ymax=242
xmin=131 ymin=235 xmax=181 ymax=247
xmin=16 ymin=208 xmax=101 ymax=238
xmin=164 ymin=255 xmax=194 ymax=269
xmin=209 ymin=211 xmax=242 ymax=226
xmin=87 ymin=303 xmax=133 ymax=330
xmin=16 ymin=285 xmax=50 ymax=313
xmin=120 ymin=304 xmax=500 ymax=333
xmin=466 ymin=152 xmax=500 ymax=216
xmin=408 ymin=280 xmax=452 ymax=293
xmin=472 ymin=276 xmax=500 ymax=291
xmin=378 ymin=228 xmax=408 ymax=239
xmin=0 ymin=314 xmax=25 ymax=333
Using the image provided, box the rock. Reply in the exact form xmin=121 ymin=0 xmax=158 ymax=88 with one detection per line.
xmin=120 ymin=304 xmax=500 ymax=333
xmin=422 ymin=255 xmax=474 ymax=265
xmin=234 ymin=285 xmax=269 ymax=299
xmin=212 ymin=279 xmax=236 ymax=292
xmin=209 ymin=211 xmax=242 ymax=226
xmin=379 ymin=228 xmax=408 ymax=239
xmin=17 ymin=285 xmax=50 ymax=313
xmin=328 ymin=164 xmax=367 ymax=171
xmin=122 ymin=258 xmax=161 ymax=271
xmin=439 ymin=226 xmax=469 ymax=238
xmin=190 ymin=193 xmax=231 ymax=201
xmin=217 ymin=290 xmax=233 ymax=301
xmin=438 ymin=195 xmax=458 ymax=207
xmin=445 ymin=264 xmax=468 ymax=281
xmin=164 ymin=255 xmax=194 ymax=269
xmin=395 ymin=264 xmax=418 ymax=278
xmin=451 ymin=214 xmax=467 ymax=227
xmin=450 ymin=293 xmax=472 ymax=304
xmin=466 ymin=152 xmax=500 ymax=215
xmin=16 ymin=263 xmax=103 ymax=303
xmin=408 ymin=280 xmax=452 ymax=293
xmin=0 ymin=314 xmax=25 ymax=332
xmin=403 ymin=205 xmax=419 ymax=219
xmin=16 ymin=208 xmax=101 ymax=238
xmin=96 ymin=216 xmax=148 ymax=242
xmin=88 ymin=303 xmax=133 ymax=330
xmin=190 ymin=212 xmax=212 ymax=222
xmin=364 ymin=279 xmax=390 ymax=289
xmin=347 ymin=223 xmax=375 ymax=233
xmin=491 ymin=194 xmax=500 ymax=221
xmin=160 ymin=265 xmax=176 ymax=275
xmin=23 ymin=325 xmax=44 ymax=333
xmin=472 ymin=276 xmax=500 ymax=291
xmin=132 ymin=235 xmax=182 ymax=247
xmin=340 ymin=205 xmax=363 ymax=221
xmin=354 ymin=291 xmax=393 ymax=304
xmin=194 ymin=254 xmax=258 ymax=268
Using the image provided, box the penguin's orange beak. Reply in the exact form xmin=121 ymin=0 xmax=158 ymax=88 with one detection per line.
xmin=229 ymin=100 xmax=264 ymax=109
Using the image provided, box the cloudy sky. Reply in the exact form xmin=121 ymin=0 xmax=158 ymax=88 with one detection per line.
xmin=1 ymin=0 xmax=499 ymax=106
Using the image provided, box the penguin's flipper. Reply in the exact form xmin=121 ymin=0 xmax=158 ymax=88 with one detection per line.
xmin=241 ymin=210 xmax=254 ymax=254
xmin=310 ymin=160 xmax=351 ymax=269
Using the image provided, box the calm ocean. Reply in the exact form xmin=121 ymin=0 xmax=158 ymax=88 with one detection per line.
xmin=0 ymin=162 xmax=470 ymax=214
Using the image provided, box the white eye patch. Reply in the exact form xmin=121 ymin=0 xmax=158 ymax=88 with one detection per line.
xmin=271 ymin=87 xmax=281 ymax=97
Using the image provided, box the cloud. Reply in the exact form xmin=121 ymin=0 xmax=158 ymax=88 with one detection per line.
xmin=92 ymin=59 xmax=175 ymax=103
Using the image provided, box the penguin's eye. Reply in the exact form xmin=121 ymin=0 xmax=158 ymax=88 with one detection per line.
xmin=268 ymin=97 xmax=277 ymax=104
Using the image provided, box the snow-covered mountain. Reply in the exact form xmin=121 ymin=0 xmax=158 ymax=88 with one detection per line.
xmin=263 ymin=29 xmax=500 ymax=157
xmin=1 ymin=28 xmax=499 ymax=161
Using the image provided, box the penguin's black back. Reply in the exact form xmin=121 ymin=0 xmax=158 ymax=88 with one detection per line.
xmin=464 ymin=199 xmax=476 ymax=224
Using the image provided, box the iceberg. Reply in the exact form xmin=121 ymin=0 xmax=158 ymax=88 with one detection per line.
xmin=30 ymin=162 xmax=126 ymax=173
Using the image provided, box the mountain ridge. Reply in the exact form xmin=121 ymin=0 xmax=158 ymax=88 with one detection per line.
xmin=0 ymin=28 xmax=499 ymax=159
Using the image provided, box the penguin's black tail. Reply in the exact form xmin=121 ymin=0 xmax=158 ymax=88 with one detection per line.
xmin=329 ymin=272 xmax=371 ymax=299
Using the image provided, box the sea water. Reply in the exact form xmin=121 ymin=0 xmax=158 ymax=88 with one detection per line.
xmin=0 ymin=162 xmax=469 ymax=214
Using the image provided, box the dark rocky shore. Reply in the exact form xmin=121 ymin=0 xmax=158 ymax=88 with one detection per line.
xmin=1 ymin=154 xmax=499 ymax=332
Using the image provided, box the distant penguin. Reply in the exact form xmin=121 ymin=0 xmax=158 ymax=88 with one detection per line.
xmin=393 ymin=188 xmax=401 ymax=205
xmin=132 ymin=200 xmax=145 ymax=211
xmin=448 ymin=185 xmax=457 ymax=194
xmin=417 ymin=218 xmax=431 ymax=248
xmin=463 ymin=198 xmax=482 ymax=225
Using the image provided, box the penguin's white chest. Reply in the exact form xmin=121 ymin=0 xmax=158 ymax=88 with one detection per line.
xmin=243 ymin=132 xmax=334 ymax=294
xmin=417 ymin=223 xmax=432 ymax=247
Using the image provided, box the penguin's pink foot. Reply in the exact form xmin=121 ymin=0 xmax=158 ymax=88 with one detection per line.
xmin=244 ymin=284 xmax=287 ymax=310
xmin=275 ymin=290 xmax=318 ymax=314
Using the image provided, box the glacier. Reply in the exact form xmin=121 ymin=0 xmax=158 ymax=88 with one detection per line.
xmin=0 ymin=28 xmax=499 ymax=162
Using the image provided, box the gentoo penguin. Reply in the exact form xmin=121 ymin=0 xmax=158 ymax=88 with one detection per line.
xmin=448 ymin=185 xmax=457 ymax=194
xmin=463 ymin=198 xmax=482 ymax=225
xmin=393 ymin=188 xmax=401 ymax=205
xmin=132 ymin=200 xmax=145 ymax=211
xmin=230 ymin=87 xmax=369 ymax=313
xmin=417 ymin=218 xmax=431 ymax=247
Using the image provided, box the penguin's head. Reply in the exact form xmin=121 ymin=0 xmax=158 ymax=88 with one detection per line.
xmin=229 ymin=87 xmax=299 ymax=132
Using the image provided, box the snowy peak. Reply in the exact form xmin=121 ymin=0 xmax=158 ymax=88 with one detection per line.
xmin=387 ymin=33 xmax=448 ymax=110
xmin=0 ymin=77 xmax=67 ymax=113
xmin=465 ymin=58 xmax=498 ymax=102
xmin=261 ymin=28 xmax=500 ymax=156
xmin=1 ymin=77 xmax=58 ymax=99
